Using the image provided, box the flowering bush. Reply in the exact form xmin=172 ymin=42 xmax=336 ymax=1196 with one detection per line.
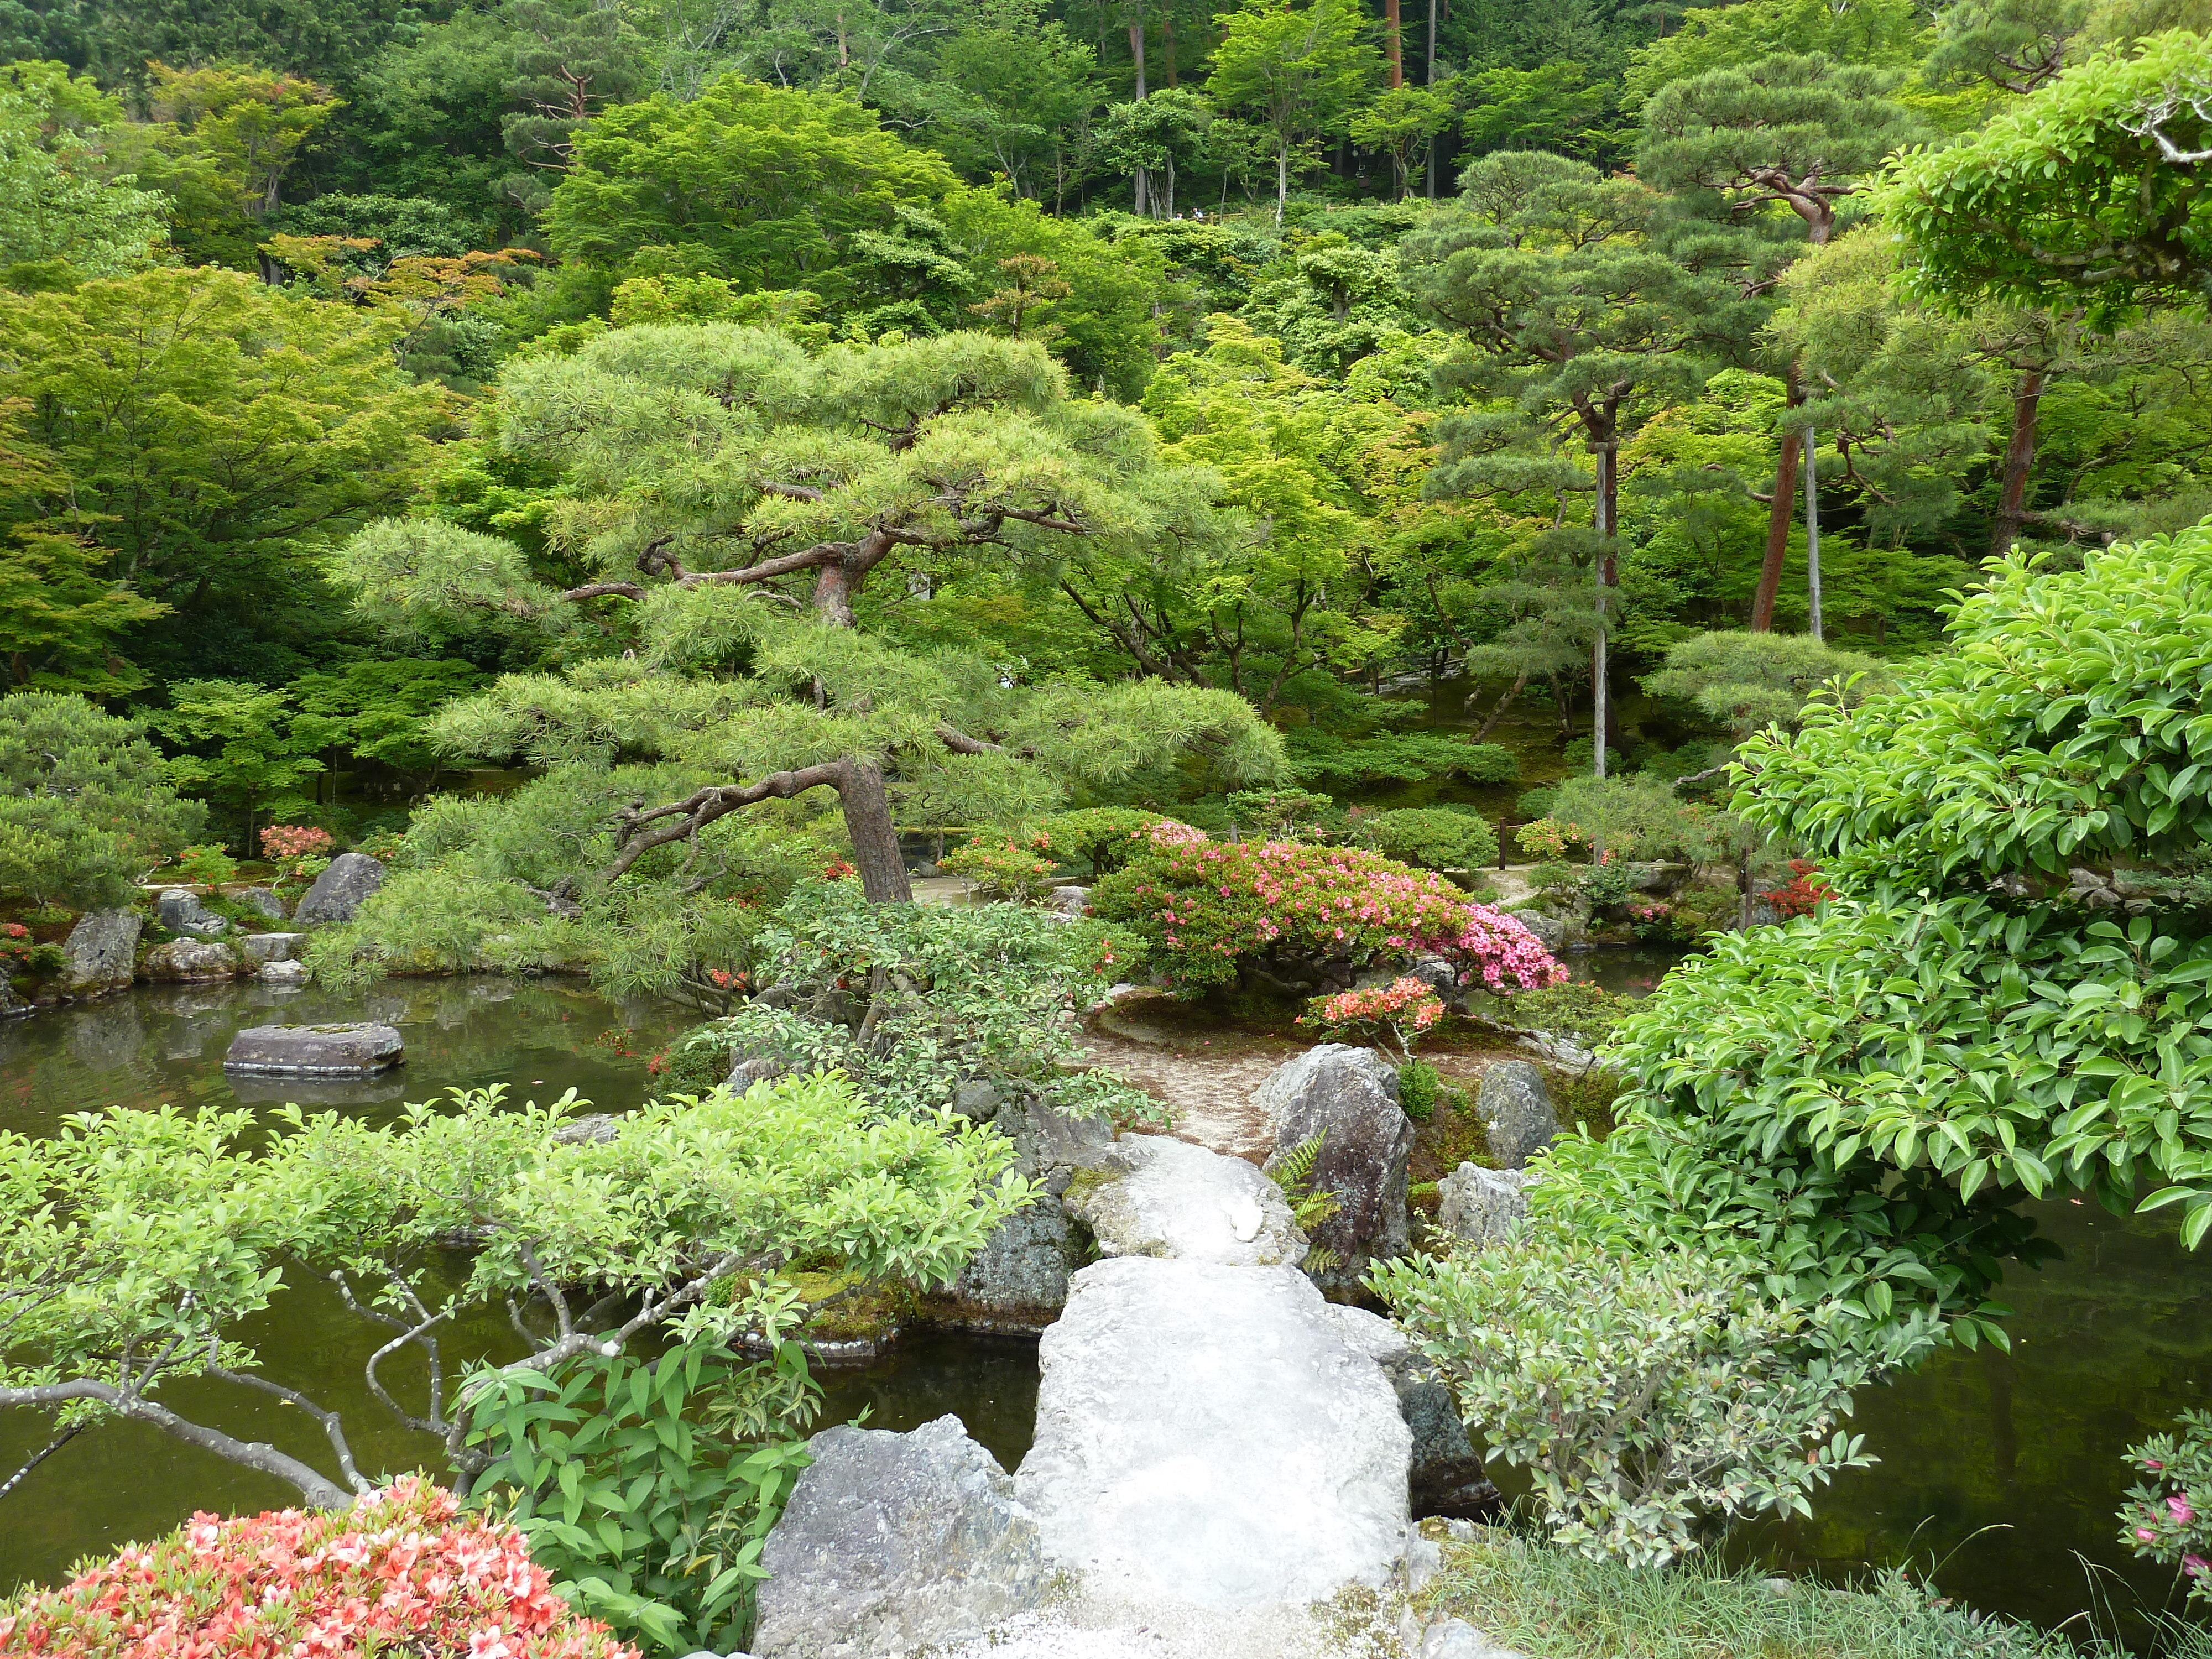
xmin=170 ymin=843 xmax=239 ymax=888
xmin=260 ymin=823 xmax=335 ymax=865
xmin=940 ymin=834 xmax=1061 ymax=902
xmin=1300 ymin=977 xmax=1445 ymax=1062
xmin=2119 ymin=1410 xmax=2212 ymax=1598
xmin=1089 ymin=831 xmax=1564 ymax=995
xmin=0 ymin=1474 xmax=638 ymax=1659
xmin=1517 ymin=817 xmax=1588 ymax=863
xmin=1761 ymin=858 xmax=1832 ymax=920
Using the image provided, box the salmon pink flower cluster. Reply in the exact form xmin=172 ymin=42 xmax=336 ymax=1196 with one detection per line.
xmin=259 ymin=825 xmax=334 ymax=863
xmin=0 ymin=1475 xmax=638 ymax=1659
xmin=1091 ymin=832 xmax=1565 ymax=995
xmin=1300 ymin=977 xmax=1446 ymax=1063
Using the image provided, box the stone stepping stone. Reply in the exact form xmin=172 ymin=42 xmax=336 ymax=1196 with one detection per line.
xmin=223 ymin=1022 xmax=403 ymax=1075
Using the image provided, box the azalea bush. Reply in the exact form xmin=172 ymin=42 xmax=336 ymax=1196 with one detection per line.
xmin=1300 ymin=976 xmax=1446 ymax=1063
xmin=2120 ymin=1410 xmax=2212 ymax=1599
xmin=1373 ymin=1234 xmax=1942 ymax=1568
xmin=260 ymin=822 xmax=336 ymax=881
xmin=0 ymin=1474 xmax=637 ymax=1659
xmin=1089 ymin=822 xmax=1564 ymax=996
xmin=940 ymin=833 xmax=1061 ymax=901
xmin=1760 ymin=858 xmax=1831 ymax=920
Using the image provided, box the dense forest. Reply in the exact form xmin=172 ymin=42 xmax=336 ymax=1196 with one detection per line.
xmin=6 ymin=2 xmax=2212 ymax=1655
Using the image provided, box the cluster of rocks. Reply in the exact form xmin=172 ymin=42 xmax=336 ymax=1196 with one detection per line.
xmin=45 ymin=853 xmax=387 ymax=1006
xmin=744 ymin=1036 xmax=1558 ymax=1659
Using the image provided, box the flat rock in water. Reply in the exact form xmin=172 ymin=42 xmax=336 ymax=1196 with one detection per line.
xmin=1016 ymin=1256 xmax=1411 ymax=1613
xmin=294 ymin=853 xmax=385 ymax=927
xmin=224 ymin=1022 xmax=403 ymax=1074
xmin=1063 ymin=1135 xmax=1305 ymax=1268
xmin=753 ymin=1413 xmax=1051 ymax=1659
xmin=60 ymin=908 xmax=139 ymax=996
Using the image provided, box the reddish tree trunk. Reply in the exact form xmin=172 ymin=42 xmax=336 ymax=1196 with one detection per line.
xmin=1750 ymin=402 xmax=1802 ymax=632
xmin=1991 ymin=367 xmax=2046 ymax=556
xmin=837 ymin=759 xmax=914 ymax=903
xmin=1384 ymin=0 xmax=1404 ymax=86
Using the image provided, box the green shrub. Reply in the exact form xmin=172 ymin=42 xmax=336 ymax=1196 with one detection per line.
xmin=1289 ymin=727 xmax=1520 ymax=787
xmin=1030 ymin=807 xmax=1165 ymax=876
xmin=170 ymin=844 xmax=240 ymax=888
xmin=468 ymin=1339 xmax=818 ymax=1653
xmin=1227 ymin=786 xmax=1344 ymax=841
xmin=0 ymin=692 xmax=206 ymax=907
xmin=1515 ymin=786 xmax=1558 ymax=820
xmin=1399 ymin=1057 xmax=1442 ymax=1123
xmin=940 ymin=834 xmax=1060 ymax=901
xmin=1361 ymin=807 xmax=1500 ymax=871
xmin=1373 ymin=1233 xmax=1941 ymax=1567
xmin=1494 ymin=979 xmax=1635 ymax=1047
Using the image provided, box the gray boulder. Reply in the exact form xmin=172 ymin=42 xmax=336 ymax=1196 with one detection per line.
xmin=143 ymin=938 xmax=241 ymax=982
xmin=1503 ymin=906 xmax=1566 ymax=953
xmin=239 ymin=931 xmax=306 ymax=964
xmin=1322 ymin=1305 xmax=1495 ymax=1523
xmin=952 ymin=1079 xmax=1004 ymax=1120
xmin=753 ymin=1413 xmax=1050 ymax=1658
xmin=156 ymin=888 xmax=229 ymax=937
xmin=257 ymin=958 xmax=308 ymax=985
xmin=1064 ymin=1134 xmax=1306 ymax=1268
xmin=935 ymin=1197 xmax=1088 ymax=1331
xmin=998 ymin=1095 xmax=1117 ymax=1195
xmin=1418 ymin=1619 xmax=1531 ymax=1659
xmin=0 ymin=978 xmax=27 ymax=1018
xmin=1016 ymin=1256 xmax=1411 ymax=1611
xmin=1048 ymin=884 xmax=1090 ymax=917
xmin=224 ymin=1022 xmax=403 ymax=1074
xmin=294 ymin=853 xmax=385 ymax=926
xmin=60 ymin=909 xmax=139 ymax=997
xmin=1437 ymin=1163 xmax=1530 ymax=1248
xmin=725 ymin=1050 xmax=789 ymax=1091
xmin=1255 ymin=1045 xmax=1413 ymax=1290
xmin=238 ymin=886 xmax=289 ymax=922
xmin=552 ymin=1113 xmax=621 ymax=1144
xmin=1476 ymin=1061 xmax=1558 ymax=1169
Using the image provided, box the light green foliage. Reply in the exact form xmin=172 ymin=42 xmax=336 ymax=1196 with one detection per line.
xmin=286 ymin=657 xmax=491 ymax=786
xmin=0 ymin=61 xmax=168 ymax=279
xmin=1878 ymin=30 xmax=2212 ymax=319
xmin=1265 ymin=1130 xmax=1345 ymax=1272
xmin=1374 ymin=1233 xmax=1940 ymax=1566
xmin=1346 ymin=84 xmax=1454 ymax=199
xmin=1546 ymin=774 xmax=1741 ymax=866
xmin=1227 ymin=785 xmax=1344 ymax=841
xmin=1422 ymin=1528 xmax=2079 ymax=1659
xmin=673 ymin=878 xmax=1161 ymax=1125
xmin=1562 ymin=531 xmax=2212 ymax=1358
xmin=1642 ymin=629 xmax=1895 ymax=735
xmin=1030 ymin=807 xmax=1166 ymax=877
xmin=545 ymin=76 xmax=959 ymax=298
xmin=150 ymin=680 xmax=326 ymax=848
xmin=1208 ymin=0 xmax=1383 ymax=222
xmin=1623 ymin=0 xmax=1931 ymax=109
xmin=1360 ymin=806 xmax=1500 ymax=871
xmin=131 ymin=62 xmax=342 ymax=270
xmin=468 ymin=1342 xmax=818 ymax=1653
xmin=0 ymin=692 xmax=206 ymax=907
xmin=0 ymin=267 xmax=442 ymax=681
xmin=0 ymin=1073 xmax=1025 ymax=1511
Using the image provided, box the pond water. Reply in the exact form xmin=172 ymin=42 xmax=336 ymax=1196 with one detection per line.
xmin=3 ymin=977 xmax=2210 ymax=1652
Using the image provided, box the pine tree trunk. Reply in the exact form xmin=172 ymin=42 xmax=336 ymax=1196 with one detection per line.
xmin=1384 ymin=0 xmax=1403 ymax=86
xmin=836 ymin=759 xmax=913 ymax=903
xmin=1750 ymin=390 xmax=1803 ymax=630
xmin=1991 ymin=367 xmax=2045 ymax=557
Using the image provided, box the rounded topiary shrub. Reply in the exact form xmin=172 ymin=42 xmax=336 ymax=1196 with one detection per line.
xmin=1363 ymin=807 xmax=1500 ymax=871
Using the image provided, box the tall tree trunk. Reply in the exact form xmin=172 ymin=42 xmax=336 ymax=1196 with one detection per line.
xmin=1130 ymin=19 xmax=1147 ymax=216
xmin=1592 ymin=441 xmax=1616 ymax=781
xmin=1803 ymin=426 xmax=1823 ymax=643
xmin=1275 ymin=140 xmax=1288 ymax=224
xmin=1163 ymin=15 xmax=1177 ymax=84
xmin=1991 ymin=367 xmax=2046 ymax=556
xmin=1750 ymin=383 xmax=1803 ymax=630
xmin=1425 ymin=0 xmax=1441 ymax=200
xmin=836 ymin=759 xmax=913 ymax=903
xmin=1384 ymin=0 xmax=1403 ymax=86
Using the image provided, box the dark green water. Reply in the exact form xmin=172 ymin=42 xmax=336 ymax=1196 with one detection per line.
xmin=4 ymin=979 xmax=2211 ymax=1650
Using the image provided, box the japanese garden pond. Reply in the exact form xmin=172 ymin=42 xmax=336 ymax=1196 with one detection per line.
xmin=0 ymin=976 xmax=2207 ymax=1650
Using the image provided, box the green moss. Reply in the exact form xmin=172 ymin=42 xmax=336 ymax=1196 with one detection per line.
xmin=1060 ymin=1166 xmax=1117 ymax=1206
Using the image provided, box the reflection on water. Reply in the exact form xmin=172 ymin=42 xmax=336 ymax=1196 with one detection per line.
xmin=0 ymin=977 xmax=699 ymax=1587
xmin=815 ymin=1331 xmax=1041 ymax=1476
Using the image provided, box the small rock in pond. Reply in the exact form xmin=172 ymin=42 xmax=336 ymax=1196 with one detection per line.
xmin=1476 ymin=1061 xmax=1558 ymax=1170
xmin=240 ymin=931 xmax=306 ymax=964
xmin=552 ymin=1113 xmax=620 ymax=1144
xmin=224 ymin=1022 xmax=403 ymax=1074
xmin=60 ymin=909 xmax=140 ymax=997
xmin=143 ymin=938 xmax=242 ymax=982
xmin=294 ymin=853 xmax=385 ymax=926
xmin=257 ymin=958 xmax=307 ymax=985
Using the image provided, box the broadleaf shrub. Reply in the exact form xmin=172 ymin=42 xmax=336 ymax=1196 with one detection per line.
xmin=1360 ymin=807 xmax=1500 ymax=872
xmin=1089 ymin=825 xmax=1564 ymax=995
xmin=0 ymin=1474 xmax=637 ymax=1658
xmin=2119 ymin=1409 xmax=2212 ymax=1598
xmin=1374 ymin=1234 xmax=1941 ymax=1568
